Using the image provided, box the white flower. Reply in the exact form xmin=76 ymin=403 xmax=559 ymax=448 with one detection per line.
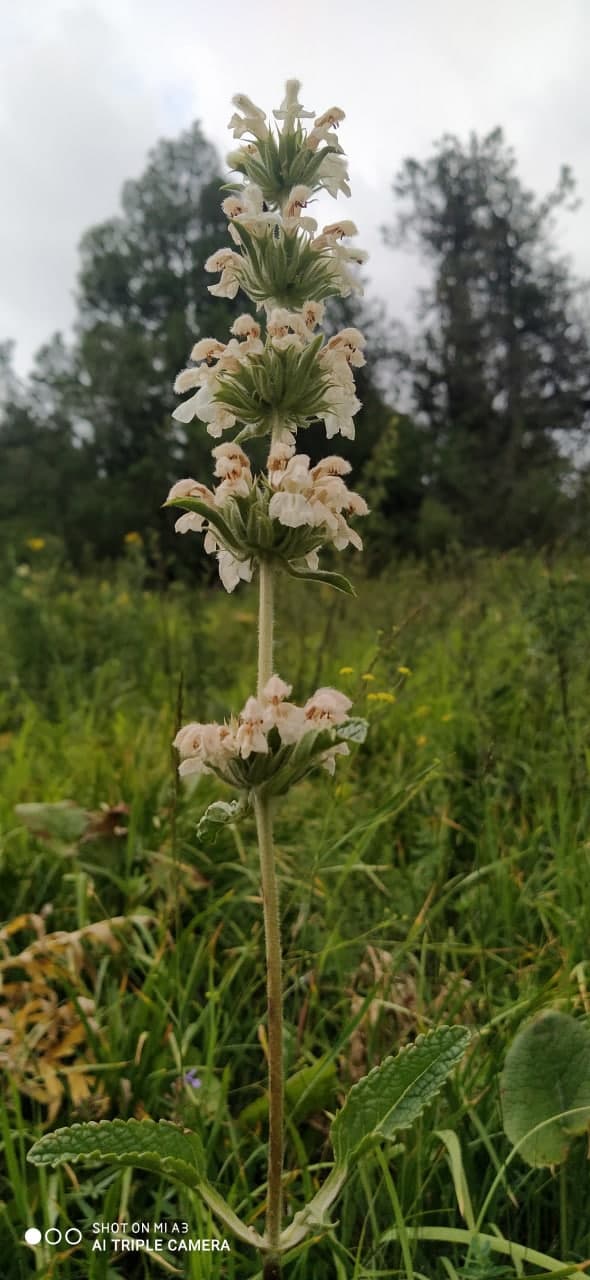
xmin=320 ymin=741 xmax=350 ymax=775
xmin=301 ymin=300 xmax=325 ymax=332
xmin=326 ymin=328 xmax=367 ymax=368
xmin=304 ymin=687 xmax=352 ymax=727
xmin=236 ymin=696 xmax=269 ymax=757
xmin=217 ymin=550 xmax=254 ymax=593
xmin=269 ymin=490 xmax=315 ymax=527
xmin=212 ymin=441 xmax=251 ymax=477
xmin=315 ymin=107 xmax=346 ymax=130
xmin=273 ymin=80 xmax=315 ymax=132
xmin=205 ymin=248 xmax=243 ymax=299
xmin=310 ymin=456 xmax=352 ymax=480
xmin=284 ymin=185 xmax=312 ymax=219
xmin=189 ymin=338 xmax=227 ymax=364
xmin=261 ymin=675 xmax=306 ymax=744
xmin=174 ymin=512 xmax=204 ymax=534
xmin=318 ymin=220 xmax=358 ymax=243
xmin=228 ymin=94 xmax=269 ymax=142
xmin=317 ymin=152 xmax=351 ymax=198
xmin=174 ymin=721 xmax=237 ymax=778
xmin=222 ymin=185 xmax=264 ymax=223
xmin=230 ymin=314 xmax=261 ymax=340
xmin=190 ymin=379 xmax=237 ymax=437
xmin=166 ymin=478 xmax=215 ymax=503
xmin=267 ymin=441 xmax=296 ymax=486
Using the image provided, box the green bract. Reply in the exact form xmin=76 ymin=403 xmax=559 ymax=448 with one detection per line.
xmin=165 ymin=487 xmax=355 ymax=596
xmin=210 ymin=335 xmax=333 ymax=436
xmin=227 ymin=125 xmax=339 ymax=209
xmin=235 ymin=223 xmax=341 ymax=308
xmin=501 ymin=1010 xmax=590 ymax=1166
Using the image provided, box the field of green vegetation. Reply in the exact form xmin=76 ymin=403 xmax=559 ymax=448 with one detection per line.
xmin=1 ymin=545 xmax=590 ymax=1279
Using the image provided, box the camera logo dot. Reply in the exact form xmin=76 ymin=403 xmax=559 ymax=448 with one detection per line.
xmin=24 ymin=1227 xmax=83 ymax=1246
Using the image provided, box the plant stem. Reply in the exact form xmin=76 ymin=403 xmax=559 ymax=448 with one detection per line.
xmin=258 ymin=558 xmax=274 ymax=692
xmin=255 ymin=557 xmax=283 ymax=1271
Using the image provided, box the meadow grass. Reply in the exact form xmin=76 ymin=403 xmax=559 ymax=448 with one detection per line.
xmin=1 ymin=546 xmax=589 ymax=1278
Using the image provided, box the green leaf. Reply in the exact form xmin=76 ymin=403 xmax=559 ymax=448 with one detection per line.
xmin=195 ymin=798 xmax=249 ymax=844
xmin=337 ymin=718 xmax=369 ymax=745
xmin=238 ymin=1056 xmax=337 ymax=1129
xmin=28 ymin=1119 xmax=265 ymax=1249
xmin=501 ymin=1010 xmax=590 ymax=1166
xmin=285 ymin=562 xmax=355 ymax=596
xmin=28 ymin=1119 xmax=204 ymax=1186
xmin=163 ymin=497 xmax=243 ymax=556
xmin=331 ymin=1026 xmax=471 ymax=1167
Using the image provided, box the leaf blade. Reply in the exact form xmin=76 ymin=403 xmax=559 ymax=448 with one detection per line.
xmin=331 ymin=1025 xmax=470 ymax=1167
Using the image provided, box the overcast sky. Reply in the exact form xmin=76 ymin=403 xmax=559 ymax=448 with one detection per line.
xmin=2 ymin=0 xmax=589 ymax=375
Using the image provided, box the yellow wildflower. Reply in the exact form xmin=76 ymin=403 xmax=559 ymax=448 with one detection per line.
xmin=416 ymin=704 xmax=430 ymax=717
xmin=398 ymin=665 xmax=412 ymax=676
xmin=361 ymin=672 xmax=375 ymax=682
xmin=124 ymin=531 xmax=143 ymax=546
xmin=441 ymin=712 xmax=454 ymax=723
xmin=367 ymin=691 xmax=396 ymax=704
xmin=25 ymin=537 xmax=45 ymax=551
xmin=339 ymin=666 xmax=354 ymax=676
xmin=416 ymin=734 xmax=428 ymax=747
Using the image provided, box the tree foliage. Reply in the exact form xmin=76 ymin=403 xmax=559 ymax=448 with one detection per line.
xmin=381 ymin=128 xmax=590 ymax=548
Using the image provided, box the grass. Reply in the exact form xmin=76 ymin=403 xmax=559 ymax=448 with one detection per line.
xmin=1 ymin=544 xmax=590 ymax=1277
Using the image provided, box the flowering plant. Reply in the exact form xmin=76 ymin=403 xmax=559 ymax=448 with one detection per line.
xmin=28 ymin=81 xmax=469 ymax=1278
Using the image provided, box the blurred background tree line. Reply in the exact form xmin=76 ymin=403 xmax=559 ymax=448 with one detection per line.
xmin=2 ymin=120 xmax=590 ymax=575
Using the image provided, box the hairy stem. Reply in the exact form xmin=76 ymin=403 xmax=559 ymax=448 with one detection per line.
xmin=258 ymin=558 xmax=275 ymax=693
xmin=255 ymin=788 xmax=284 ymax=1260
xmin=256 ymin=557 xmax=283 ymax=1269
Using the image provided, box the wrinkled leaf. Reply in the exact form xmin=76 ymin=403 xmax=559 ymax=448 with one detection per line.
xmin=195 ymin=798 xmax=249 ymax=844
xmin=28 ymin=1118 xmax=205 ymax=1187
xmin=337 ymin=718 xmax=369 ymax=745
xmin=501 ymin=1010 xmax=590 ymax=1166
xmin=331 ymin=1025 xmax=470 ymax=1167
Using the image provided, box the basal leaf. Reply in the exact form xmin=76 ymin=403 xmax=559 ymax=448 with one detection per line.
xmin=331 ymin=1025 xmax=470 ymax=1167
xmin=501 ymin=1010 xmax=590 ymax=1166
xmin=27 ymin=1118 xmax=204 ymax=1189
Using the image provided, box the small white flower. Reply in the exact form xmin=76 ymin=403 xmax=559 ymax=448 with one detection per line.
xmin=284 ymin=185 xmax=312 ymax=219
xmin=217 ymin=550 xmax=254 ymax=593
xmin=230 ymin=314 xmax=261 ymax=340
xmin=301 ymin=300 xmax=325 ymax=332
xmin=228 ymin=94 xmax=269 ymax=142
xmin=315 ymin=107 xmax=346 ymax=129
xmin=189 ymin=338 xmax=227 ymax=364
xmin=273 ymin=80 xmax=315 ymax=132
xmin=261 ymin=675 xmax=306 ymax=744
xmin=166 ymin=478 xmax=215 ymax=504
xmin=269 ymin=490 xmax=315 ymax=527
xmin=326 ymin=328 xmax=367 ymax=368
xmin=310 ymin=456 xmax=352 ymax=480
xmin=304 ymin=687 xmax=352 ymax=727
xmin=236 ymin=696 xmax=269 ymax=757
xmin=320 ymin=741 xmax=350 ymax=775
xmin=317 ymin=152 xmax=351 ymax=199
xmin=175 ymin=512 xmax=205 ymax=534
